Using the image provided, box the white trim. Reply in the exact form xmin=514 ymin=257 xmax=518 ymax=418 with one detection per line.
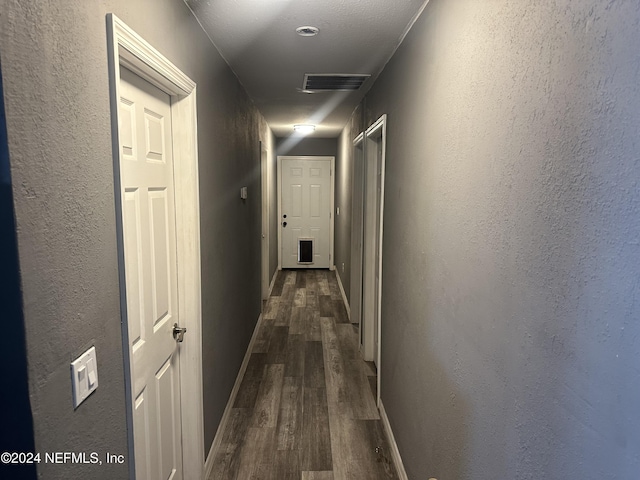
xmin=261 ymin=143 xmax=270 ymax=299
xmin=277 ymin=157 xmax=282 ymax=270
xmin=277 ymin=156 xmax=335 ymax=270
xmin=330 ymin=156 xmax=336 ymax=270
xmin=109 ymin=18 xmax=194 ymax=96
xmin=350 ymin=133 xmax=365 ymax=350
xmin=204 ymin=313 xmax=265 ymax=478
xmin=335 ymin=269 xmax=351 ymax=321
xmin=269 ymin=268 xmax=278 ymax=294
xmin=107 ymin=14 xmax=204 ymax=480
xmin=366 ymin=114 xmax=387 ymax=408
xmin=378 ymin=0 xmax=431 ymax=82
xmin=379 ymin=400 xmax=409 ymax=480
xmin=398 ymin=1 xmax=430 ymax=54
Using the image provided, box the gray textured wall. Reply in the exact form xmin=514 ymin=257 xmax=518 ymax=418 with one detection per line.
xmin=275 ymin=136 xmax=338 ymax=158
xmin=335 ymin=128 xmax=353 ymax=299
xmin=334 ymin=107 xmax=363 ymax=304
xmin=0 ymin=0 xmax=273 ymax=477
xmin=349 ymin=0 xmax=640 ymax=478
xmin=0 ymin=60 xmax=37 ymax=480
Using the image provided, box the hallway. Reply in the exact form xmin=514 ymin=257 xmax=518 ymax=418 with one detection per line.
xmin=209 ymin=269 xmax=397 ymax=479
xmin=3 ymin=1 xmax=640 ymax=478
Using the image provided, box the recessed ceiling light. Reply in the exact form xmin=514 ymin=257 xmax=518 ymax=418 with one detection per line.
xmin=294 ymin=124 xmax=315 ymax=134
xmin=296 ymin=26 xmax=319 ymax=37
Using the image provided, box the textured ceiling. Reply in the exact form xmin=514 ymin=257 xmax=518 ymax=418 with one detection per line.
xmin=184 ymin=0 xmax=428 ymax=137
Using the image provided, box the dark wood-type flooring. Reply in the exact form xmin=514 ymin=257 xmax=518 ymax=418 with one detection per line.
xmin=208 ymin=269 xmax=398 ymax=480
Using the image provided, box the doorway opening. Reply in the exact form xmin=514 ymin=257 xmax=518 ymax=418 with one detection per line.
xmin=351 ymin=114 xmax=387 ymax=406
xmin=350 ymin=133 xmax=365 ymax=346
xmin=107 ymin=14 xmax=204 ymax=479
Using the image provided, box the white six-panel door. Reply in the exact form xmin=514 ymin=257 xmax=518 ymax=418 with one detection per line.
xmin=119 ymin=67 xmax=183 ymax=480
xmin=279 ymin=157 xmax=332 ymax=269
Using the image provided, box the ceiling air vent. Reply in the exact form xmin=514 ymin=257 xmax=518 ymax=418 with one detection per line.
xmin=303 ymin=74 xmax=371 ymax=92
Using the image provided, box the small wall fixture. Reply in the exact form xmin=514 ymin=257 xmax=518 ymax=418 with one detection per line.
xmin=296 ymin=26 xmax=319 ymax=37
xmin=294 ymin=124 xmax=315 ymax=134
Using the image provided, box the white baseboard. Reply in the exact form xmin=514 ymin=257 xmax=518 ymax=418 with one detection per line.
xmin=269 ymin=269 xmax=278 ymax=294
xmin=204 ymin=313 xmax=265 ymax=478
xmin=379 ymin=400 xmax=409 ymax=480
xmin=335 ymin=269 xmax=351 ymax=321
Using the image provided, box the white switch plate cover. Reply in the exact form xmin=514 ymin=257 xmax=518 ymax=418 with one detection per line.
xmin=71 ymin=346 xmax=98 ymax=408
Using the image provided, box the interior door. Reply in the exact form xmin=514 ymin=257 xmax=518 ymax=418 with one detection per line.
xmin=280 ymin=157 xmax=332 ymax=268
xmin=118 ymin=67 xmax=184 ymax=480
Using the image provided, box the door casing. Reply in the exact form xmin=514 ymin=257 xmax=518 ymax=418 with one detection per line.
xmin=107 ymin=14 xmax=204 ymax=479
xmin=261 ymin=143 xmax=270 ymax=299
xmin=350 ymin=133 xmax=365 ymax=347
xmin=352 ymin=114 xmax=386 ymax=407
xmin=364 ymin=116 xmax=385 ymax=367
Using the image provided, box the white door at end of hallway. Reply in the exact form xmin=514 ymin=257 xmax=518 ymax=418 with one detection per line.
xmin=118 ymin=67 xmax=184 ymax=480
xmin=280 ymin=157 xmax=332 ymax=269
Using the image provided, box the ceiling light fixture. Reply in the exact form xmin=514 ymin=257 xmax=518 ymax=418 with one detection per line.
xmin=294 ymin=124 xmax=315 ymax=134
xmin=296 ymin=26 xmax=319 ymax=37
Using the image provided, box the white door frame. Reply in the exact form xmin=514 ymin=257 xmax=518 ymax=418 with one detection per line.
xmin=277 ymin=155 xmax=335 ymax=270
xmin=107 ymin=15 xmax=204 ymax=479
xmin=353 ymin=115 xmax=386 ymax=406
xmin=350 ymin=133 xmax=365 ymax=348
xmin=260 ymin=142 xmax=270 ymax=299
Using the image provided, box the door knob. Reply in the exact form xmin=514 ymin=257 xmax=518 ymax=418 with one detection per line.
xmin=282 ymin=221 xmax=287 ymax=227
xmin=173 ymin=323 xmax=187 ymax=342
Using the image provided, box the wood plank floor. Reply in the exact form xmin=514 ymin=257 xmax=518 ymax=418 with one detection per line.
xmin=209 ymin=269 xmax=398 ymax=480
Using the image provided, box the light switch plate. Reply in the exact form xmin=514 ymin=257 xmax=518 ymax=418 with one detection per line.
xmin=71 ymin=346 xmax=98 ymax=408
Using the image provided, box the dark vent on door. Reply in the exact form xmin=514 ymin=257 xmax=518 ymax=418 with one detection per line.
xmin=303 ymin=74 xmax=371 ymax=92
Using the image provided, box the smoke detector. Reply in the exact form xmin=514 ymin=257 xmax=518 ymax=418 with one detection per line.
xmin=296 ymin=26 xmax=319 ymax=37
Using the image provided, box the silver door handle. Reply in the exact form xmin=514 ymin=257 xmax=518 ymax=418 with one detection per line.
xmin=173 ymin=323 xmax=187 ymax=342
